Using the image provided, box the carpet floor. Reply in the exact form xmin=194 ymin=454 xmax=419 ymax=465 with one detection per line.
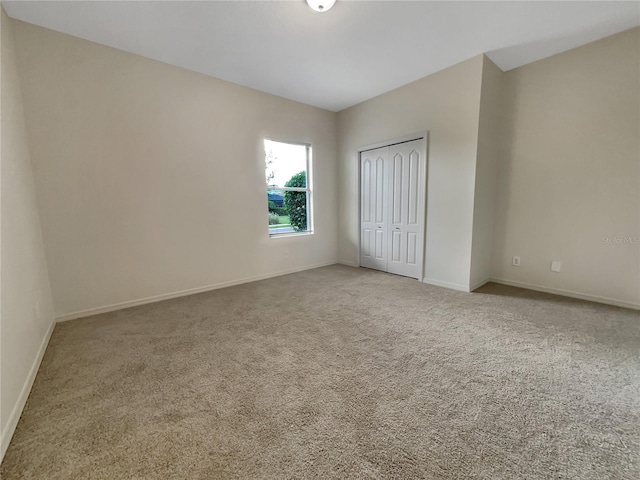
xmin=1 ymin=265 xmax=639 ymax=479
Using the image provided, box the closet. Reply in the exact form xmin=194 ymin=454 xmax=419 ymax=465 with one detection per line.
xmin=360 ymin=138 xmax=427 ymax=280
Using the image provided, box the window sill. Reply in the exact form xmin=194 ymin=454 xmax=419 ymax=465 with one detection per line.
xmin=269 ymin=231 xmax=314 ymax=239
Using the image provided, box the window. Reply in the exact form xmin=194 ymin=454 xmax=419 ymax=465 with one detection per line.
xmin=265 ymin=139 xmax=312 ymax=236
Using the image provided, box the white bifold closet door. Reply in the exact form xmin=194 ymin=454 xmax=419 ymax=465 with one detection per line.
xmin=360 ymin=146 xmax=389 ymax=272
xmin=360 ymin=139 xmax=426 ymax=280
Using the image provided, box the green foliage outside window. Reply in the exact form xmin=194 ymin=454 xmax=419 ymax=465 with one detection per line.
xmin=268 ymin=200 xmax=287 ymax=216
xmin=284 ymin=171 xmax=307 ymax=231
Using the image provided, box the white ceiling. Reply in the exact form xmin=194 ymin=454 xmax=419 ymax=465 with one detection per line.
xmin=4 ymin=1 xmax=639 ymax=112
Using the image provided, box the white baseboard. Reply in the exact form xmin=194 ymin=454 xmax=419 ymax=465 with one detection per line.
xmin=469 ymin=278 xmax=491 ymax=291
xmin=1 ymin=320 xmax=55 ymax=462
xmin=56 ymin=261 xmax=339 ymax=323
xmin=337 ymin=260 xmax=358 ymax=268
xmin=423 ymin=277 xmax=471 ymax=292
xmin=489 ymin=277 xmax=640 ymax=310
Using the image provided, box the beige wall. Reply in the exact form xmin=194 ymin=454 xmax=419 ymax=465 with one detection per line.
xmin=12 ymin=20 xmax=338 ymax=319
xmin=492 ymin=27 xmax=640 ymax=308
xmin=5 ymin=19 xmax=637 ymax=332
xmin=469 ymin=56 xmax=505 ymax=289
xmin=0 ymin=9 xmax=55 ymax=458
xmin=337 ymin=56 xmax=484 ymax=291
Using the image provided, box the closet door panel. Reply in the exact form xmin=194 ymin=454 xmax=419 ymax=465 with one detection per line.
xmin=360 ymin=147 xmax=389 ymax=272
xmin=388 ymin=149 xmax=406 ymax=276
xmin=388 ymin=140 xmax=424 ymax=279
xmin=403 ymin=142 xmax=425 ymax=279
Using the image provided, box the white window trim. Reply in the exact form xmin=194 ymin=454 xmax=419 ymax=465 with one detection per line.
xmin=265 ymin=140 xmax=313 ymax=237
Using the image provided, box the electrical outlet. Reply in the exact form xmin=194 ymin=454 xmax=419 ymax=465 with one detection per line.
xmin=284 ymin=249 xmax=290 ymax=260
xmin=512 ymin=256 xmax=521 ymax=267
xmin=551 ymin=260 xmax=561 ymax=272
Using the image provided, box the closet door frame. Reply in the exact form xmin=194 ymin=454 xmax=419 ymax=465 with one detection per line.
xmin=357 ymin=132 xmax=429 ymax=281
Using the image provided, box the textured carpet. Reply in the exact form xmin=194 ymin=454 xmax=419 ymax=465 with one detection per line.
xmin=2 ymin=265 xmax=639 ymax=479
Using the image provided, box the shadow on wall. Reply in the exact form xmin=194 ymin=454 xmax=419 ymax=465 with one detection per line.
xmin=476 ymin=282 xmax=640 ymax=314
xmin=486 ymin=26 xmax=634 ymax=72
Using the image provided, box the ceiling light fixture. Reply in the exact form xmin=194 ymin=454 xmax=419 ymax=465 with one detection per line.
xmin=306 ymin=0 xmax=336 ymax=13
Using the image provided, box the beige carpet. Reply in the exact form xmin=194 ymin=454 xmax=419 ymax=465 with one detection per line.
xmin=2 ymin=265 xmax=639 ymax=479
